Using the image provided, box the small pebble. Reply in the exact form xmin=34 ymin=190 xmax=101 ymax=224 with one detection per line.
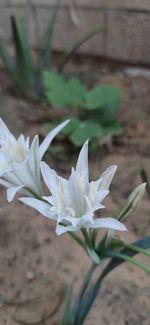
xmin=26 ymin=271 xmax=35 ymax=281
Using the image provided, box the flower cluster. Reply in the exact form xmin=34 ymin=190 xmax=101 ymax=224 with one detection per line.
xmin=0 ymin=118 xmax=126 ymax=235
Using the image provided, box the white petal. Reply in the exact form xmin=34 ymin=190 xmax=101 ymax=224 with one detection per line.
xmin=19 ymin=197 xmax=56 ymax=219
xmin=40 ymin=162 xmax=59 ymax=194
xmin=7 ymin=185 xmax=24 ymax=202
xmin=98 ymin=165 xmax=117 ymax=191
xmin=0 ymin=153 xmax=11 ymax=176
xmin=28 ymin=135 xmax=42 ymax=193
xmin=92 ymin=217 xmax=127 ymax=231
xmin=0 ymin=178 xmax=12 ymax=188
xmin=96 ymin=190 xmax=109 ymax=203
xmin=29 ymin=135 xmax=40 ymax=178
xmin=0 ymin=118 xmax=13 ymax=139
xmin=78 ymin=213 xmax=94 ymax=228
xmin=76 ymin=140 xmax=89 ymax=178
xmin=39 ymin=120 xmax=70 ymax=159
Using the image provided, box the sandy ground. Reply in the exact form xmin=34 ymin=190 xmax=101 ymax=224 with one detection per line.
xmin=0 ymin=65 xmax=150 ymax=324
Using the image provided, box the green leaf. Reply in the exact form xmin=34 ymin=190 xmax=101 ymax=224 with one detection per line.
xmin=104 ymin=250 xmax=150 ymax=273
xmin=43 ymin=71 xmax=68 ymax=107
xmin=43 ymin=71 xmax=65 ymax=90
xmin=61 ymin=117 xmax=80 ymax=135
xmin=11 ymin=16 xmax=36 ymax=98
xmin=84 ymin=84 xmax=121 ymax=110
xmin=44 ymin=72 xmax=86 ymax=108
xmin=104 ymin=123 xmax=123 ymax=136
xmin=58 ymin=26 xmax=104 ymax=72
xmin=86 ymin=247 xmax=101 ymax=265
xmin=70 ymin=120 xmax=104 ymax=146
xmin=60 ymin=284 xmax=73 ymax=325
xmin=40 ymin=0 xmax=62 ymax=69
xmin=66 ymin=78 xmax=86 ymax=106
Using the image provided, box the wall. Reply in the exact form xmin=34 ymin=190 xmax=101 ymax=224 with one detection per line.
xmin=1 ymin=0 xmax=150 ymax=64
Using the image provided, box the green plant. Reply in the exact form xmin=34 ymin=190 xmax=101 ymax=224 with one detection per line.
xmin=0 ymin=0 xmax=103 ymax=100
xmin=43 ymin=71 xmax=123 ymax=148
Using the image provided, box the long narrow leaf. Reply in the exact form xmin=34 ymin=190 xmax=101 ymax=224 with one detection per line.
xmin=75 ymin=236 xmax=150 ymax=324
xmin=104 ymin=250 xmax=150 ymax=273
xmin=40 ymin=0 xmax=62 ymax=69
xmin=58 ymin=26 xmax=104 ymax=73
xmin=11 ymin=16 xmax=35 ymax=97
xmin=59 ymin=284 xmax=73 ymax=325
xmin=0 ymin=40 xmax=19 ymax=86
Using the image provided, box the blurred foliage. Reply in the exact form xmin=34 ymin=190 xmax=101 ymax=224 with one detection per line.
xmin=0 ymin=0 xmax=103 ymax=100
xmin=43 ymin=71 xmax=123 ymax=149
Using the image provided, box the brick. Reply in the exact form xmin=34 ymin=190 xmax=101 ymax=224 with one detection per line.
xmin=76 ymin=1 xmax=150 ymax=10
xmin=106 ymin=11 xmax=150 ymax=63
xmin=1 ymin=0 xmax=150 ymax=64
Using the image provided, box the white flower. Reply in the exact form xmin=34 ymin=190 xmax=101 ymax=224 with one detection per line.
xmin=0 ymin=118 xmax=69 ymax=201
xmin=20 ymin=141 xmax=127 ymax=235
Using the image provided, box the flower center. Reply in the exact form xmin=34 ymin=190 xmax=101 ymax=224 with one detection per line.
xmin=3 ymin=139 xmax=26 ymax=163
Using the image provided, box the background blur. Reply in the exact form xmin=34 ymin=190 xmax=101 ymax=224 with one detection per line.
xmin=0 ymin=1 xmax=150 ymax=325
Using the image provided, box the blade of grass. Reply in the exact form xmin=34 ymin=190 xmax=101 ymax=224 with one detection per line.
xmin=58 ymin=26 xmax=104 ymax=72
xmin=40 ymin=0 xmax=62 ymax=69
xmin=122 ymin=242 xmax=150 ymax=258
xmin=11 ymin=16 xmax=35 ymax=97
xmin=104 ymin=250 xmax=150 ymax=273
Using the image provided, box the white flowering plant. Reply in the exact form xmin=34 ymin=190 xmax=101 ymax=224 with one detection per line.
xmin=0 ymin=118 xmax=150 ymax=324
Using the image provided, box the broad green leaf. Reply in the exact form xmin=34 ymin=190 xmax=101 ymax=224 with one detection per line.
xmin=61 ymin=117 xmax=80 ymax=135
xmin=66 ymin=78 xmax=86 ymax=106
xmin=84 ymin=84 xmax=121 ymax=110
xmin=104 ymin=123 xmax=123 ymax=136
xmin=70 ymin=120 xmax=104 ymax=146
xmin=43 ymin=71 xmax=68 ymax=107
xmin=43 ymin=71 xmax=65 ymax=90
xmin=44 ymin=72 xmax=86 ymax=107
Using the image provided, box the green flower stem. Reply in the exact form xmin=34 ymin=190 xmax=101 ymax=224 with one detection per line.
xmin=25 ymin=187 xmax=46 ymax=202
xmin=105 ymin=250 xmax=150 ymax=273
xmin=69 ymin=231 xmax=84 ymax=247
xmin=72 ymin=261 xmax=97 ymax=323
xmin=81 ymin=229 xmax=92 ymax=248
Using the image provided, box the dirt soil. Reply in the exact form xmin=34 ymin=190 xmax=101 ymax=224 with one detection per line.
xmin=0 ymin=61 xmax=150 ymax=325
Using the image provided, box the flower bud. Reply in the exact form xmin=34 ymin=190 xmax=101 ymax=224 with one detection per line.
xmin=116 ymin=183 xmax=146 ymax=222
